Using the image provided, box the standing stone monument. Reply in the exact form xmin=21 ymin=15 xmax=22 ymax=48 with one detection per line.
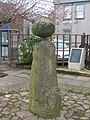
xmin=29 ymin=19 xmax=61 ymax=119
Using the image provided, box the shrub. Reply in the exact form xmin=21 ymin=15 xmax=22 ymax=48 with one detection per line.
xmin=18 ymin=35 xmax=43 ymax=63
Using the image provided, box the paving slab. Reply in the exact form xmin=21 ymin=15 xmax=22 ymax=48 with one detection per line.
xmin=81 ymin=80 xmax=90 ymax=88
xmin=74 ymin=76 xmax=90 ymax=81
xmin=0 ymin=70 xmax=30 ymax=92
xmin=57 ymin=77 xmax=71 ymax=84
xmin=58 ymin=74 xmax=77 ymax=80
xmin=66 ymin=80 xmax=85 ymax=86
xmin=0 ymin=63 xmax=90 ymax=92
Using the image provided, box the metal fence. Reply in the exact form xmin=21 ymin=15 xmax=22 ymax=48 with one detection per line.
xmin=79 ymin=33 xmax=90 ymax=69
xmin=9 ymin=33 xmax=90 ymax=69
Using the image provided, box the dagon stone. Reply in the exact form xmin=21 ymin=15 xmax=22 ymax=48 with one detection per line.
xmin=29 ymin=41 xmax=61 ymax=119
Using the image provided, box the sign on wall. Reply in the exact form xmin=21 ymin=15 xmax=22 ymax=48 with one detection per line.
xmin=1 ymin=26 xmax=9 ymax=29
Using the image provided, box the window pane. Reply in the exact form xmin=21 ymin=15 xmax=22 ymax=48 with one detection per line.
xmin=64 ymin=30 xmax=71 ymax=41
xmin=2 ymin=32 xmax=8 ymax=45
xmin=76 ymin=12 xmax=84 ymax=18
xmin=64 ymin=5 xmax=72 ymax=19
xmin=76 ymin=5 xmax=84 ymax=11
xmin=76 ymin=4 xmax=84 ymax=18
xmin=2 ymin=47 xmax=8 ymax=57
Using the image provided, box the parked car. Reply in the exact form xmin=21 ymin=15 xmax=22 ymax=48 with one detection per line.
xmin=52 ymin=39 xmax=69 ymax=63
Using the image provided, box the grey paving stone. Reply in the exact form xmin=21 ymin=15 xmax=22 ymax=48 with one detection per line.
xmin=0 ymin=75 xmax=29 ymax=92
xmin=10 ymin=116 xmax=19 ymax=120
xmin=15 ymin=73 xmax=29 ymax=79
xmin=0 ymin=118 xmax=10 ymax=120
xmin=57 ymin=78 xmax=71 ymax=84
xmin=16 ymin=111 xmax=32 ymax=119
xmin=66 ymin=79 xmax=85 ymax=86
xmin=24 ymin=116 xmax=37 ymax=120
xmin=59 ymin=74 xmax=77 ymax=80
xmin=82 ymin=81 xmax=90 ymax=88
xmin=56 ymin=116 xmax=66 ymax=120
xmin=38 ymin=118 xmax=45 ymax=120
xmin=74 ymin=76 xmax=90 ymax=81
xmin=57 ymin=74 xmax=66 ymax=77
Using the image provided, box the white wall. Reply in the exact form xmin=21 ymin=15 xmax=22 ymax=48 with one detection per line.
xmin=55 ymin=1 xmax=90 ymax=35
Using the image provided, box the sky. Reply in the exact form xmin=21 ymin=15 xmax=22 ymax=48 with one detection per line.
xmin=26 ymin=0 xmax=54 ymax=16
xmin=34 ymin=0 xmax=54 ymax=16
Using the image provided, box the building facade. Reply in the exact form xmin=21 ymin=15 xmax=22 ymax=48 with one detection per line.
xmin=54 ymin=0 xmax=90 ymax=35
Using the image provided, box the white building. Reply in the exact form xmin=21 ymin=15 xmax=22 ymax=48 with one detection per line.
xmin=54 ymin=0 xmax=90 ymax=35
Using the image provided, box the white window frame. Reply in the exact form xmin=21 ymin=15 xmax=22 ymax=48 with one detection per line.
xmin=64 ymin=5 xmax=72 ymax=20
xmin=75 ymin=4 xmax=85 ymax=19
xmin=64 ymin=29 xmax=71 ymax=42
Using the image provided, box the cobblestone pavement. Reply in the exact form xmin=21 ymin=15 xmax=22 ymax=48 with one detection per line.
xmin=0 ymin=86 xmax=90 ymax=120
xmin=0 ymin=64 xmax=90 ymax=120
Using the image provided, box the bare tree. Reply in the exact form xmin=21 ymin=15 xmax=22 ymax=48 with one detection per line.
xmin=0 ymin=0 xmax=38 ymax=27
xmin=0 ymin=0 xmax=54 ymax=28
xmin=25 ymin=0 xmax=54 ymax=23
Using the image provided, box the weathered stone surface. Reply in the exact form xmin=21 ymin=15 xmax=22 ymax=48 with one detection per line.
xmin=5 ymin=94 xmax=12 ymax=98
xmin=82 ymin=104 xmax=89 ymax=110
xmin=0 ymin=118 xmax=10 ymax=120
xmin=29 ymin=42 xmax=61 ymax=119
xmin=11 ymin=116 xmax=19 ymax=120
xmin=24 ymin=116 xmax=37 ymax=120
xmin=16 ymin=111 xmax=31 ymax=119
xmin=80 ymin=117 xmax=89 ymax=120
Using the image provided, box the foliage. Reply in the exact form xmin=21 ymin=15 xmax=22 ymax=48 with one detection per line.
xmin=18 ymin=35 xmax=43 ymax=63
xmin=32 ymin=19 xmax=55 ymax=38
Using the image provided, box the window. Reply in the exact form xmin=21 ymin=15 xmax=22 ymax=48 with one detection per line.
xmin=64 ymin=30 xmax=71 ymax=41
xmin=2 ymin=47 xmax=8 ymax=57
xmin=75 ymin=4 xmax=85 ymax=19
xmin=64 ymin=5 xmax=72 ymax=19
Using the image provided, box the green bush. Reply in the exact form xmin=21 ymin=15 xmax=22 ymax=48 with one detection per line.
xmin=18 ymin=35 xmax=43 ymax=63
